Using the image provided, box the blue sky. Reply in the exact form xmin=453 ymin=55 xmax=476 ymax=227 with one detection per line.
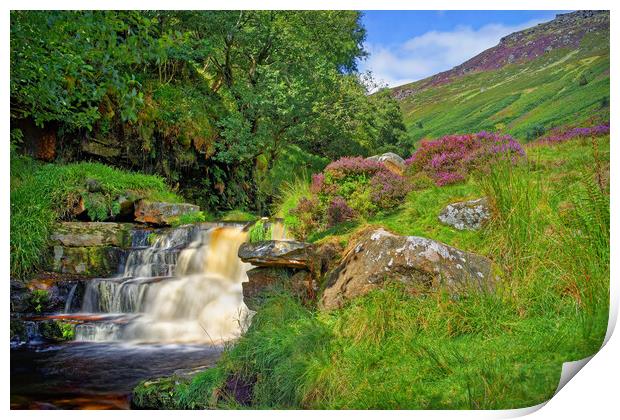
xmin=358 ymin=10 xmax=568 ymax=88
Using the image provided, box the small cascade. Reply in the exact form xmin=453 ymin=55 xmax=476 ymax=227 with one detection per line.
xmin=74 ymin=223 xmax=258 ymax=344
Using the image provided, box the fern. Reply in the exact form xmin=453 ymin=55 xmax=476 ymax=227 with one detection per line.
xmin=572 ymin=174 xmax=610 ymax=263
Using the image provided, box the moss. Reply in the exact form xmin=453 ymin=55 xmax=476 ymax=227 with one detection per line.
xmin=39 ymin=320 xmax=75 ymax=342
xmin=169 ymin=210 xmax=207 ymax=227
xmin=219 ymin=210 xmax=258 ymax=222
xmin=29 ymin=289 xmax=50 ymax=313
xmin=10 ymin=154 xmax=183 ymax=279
xmin=48 ymin=246 xmax=123 ymax=277
xmin=132 ymin=376 xmax=189 ymax=409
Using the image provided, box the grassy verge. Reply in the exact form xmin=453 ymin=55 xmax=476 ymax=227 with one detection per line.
xmin=10 ymin=151 xmax=182 ymax=279
xmin=133 ymin=135 xmax=608 ymax=409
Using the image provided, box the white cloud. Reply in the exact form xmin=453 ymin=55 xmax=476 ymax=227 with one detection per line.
xmin=359 ymin=19 xmax=546 ymax=89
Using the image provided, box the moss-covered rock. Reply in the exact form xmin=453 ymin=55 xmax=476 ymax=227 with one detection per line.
xmin=48 ymin=245 xmax=123 ymax=277
xmin=38 ymin=320 xmax=75 ymax=342
xmin=132 ymin=375 xmax=189 ymax=409
xmin=50 ymin=222 xmax=133 ymax=248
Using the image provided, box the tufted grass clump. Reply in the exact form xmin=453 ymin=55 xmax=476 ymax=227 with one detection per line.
xmin=10 ymin=151 xmax=182 ymax=279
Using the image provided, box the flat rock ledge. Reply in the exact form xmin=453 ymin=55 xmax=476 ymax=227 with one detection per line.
xmin=134 ymin=200 xmax=200 ymax=225
xmin=438 ymin=197 xmax=491 ymax=231
xmin=50 ymin=222 xmax=134 ymax=248
xmin=238 ymin=240 xmax=314 ymax=269
xmin=320 ymin=228 xmax=497 ymax=310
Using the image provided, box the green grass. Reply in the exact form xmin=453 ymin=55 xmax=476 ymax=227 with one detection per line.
xmin=397 ymin=36 xmax=610 ymax=146
xmin=10 ymin=151 xmax=182 ymax=279
xmin=142 ymin=135 xmax=609 ymax=409
xmin=169 ymin=211 xmax=208 ymax=227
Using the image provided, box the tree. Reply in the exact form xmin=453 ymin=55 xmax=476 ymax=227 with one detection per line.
xmin=11 ymin=11 xmax=410 ymax=212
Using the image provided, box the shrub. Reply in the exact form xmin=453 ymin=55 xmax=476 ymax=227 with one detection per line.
xmin=406 ymin=171 xmax=435 ymax=191
xmin=170 ymin=211 xmax=207 ymax=227
xmin=369 ymin=170 xmax=411 ymax=210
xmin=405 ymin=131 xmax=526 ymax=186
xmin=324 ymin=156 xmax=385 ymax=180
xmin=290 ymin=197 xmax=323 ymax=240
xmin=525 ymin=124 xmax=546 ymax=141
xmin=281 ymin=153 xmax=415 ymax=239
xmin=326 ymin=197 xmax=357 ymax=228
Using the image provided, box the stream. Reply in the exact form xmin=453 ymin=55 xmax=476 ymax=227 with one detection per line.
xmin=11 ymin=222 xmax=267 ymax=409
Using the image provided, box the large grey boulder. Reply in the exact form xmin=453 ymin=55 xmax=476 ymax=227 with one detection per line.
xmin=50 ymin=222 xmax=134 ymax=248
xmin=367 ymin=152 xmax=406 ymax=175
xmin=320 ymin=228 xmax=497 ymax=310
xmin=134 ymin=200 xmax=200 ymax=225
xmin=438 ymin=198 xmax=491 ymax=231
xmin=238 ymin=240 xmax=314 ymax=269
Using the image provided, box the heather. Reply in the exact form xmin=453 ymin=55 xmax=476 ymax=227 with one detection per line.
xmin=533 ymin=123 xmax=610 ymax=145
xmin=284 ymin=156 xmax=411 ymax=239
xmin=405 ymin=131 xmax=526 ymax=186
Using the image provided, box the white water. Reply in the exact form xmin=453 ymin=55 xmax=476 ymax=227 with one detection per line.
xmin=76 ymin=224 xmax=257 ymax=344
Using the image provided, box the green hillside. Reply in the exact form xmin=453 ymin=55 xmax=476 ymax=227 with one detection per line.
xmin=395 ymin=17 xmax=610 ymax=143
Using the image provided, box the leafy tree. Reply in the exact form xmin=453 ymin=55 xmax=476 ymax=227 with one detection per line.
xmin=11 ymin=11 xmax=410 ymax=212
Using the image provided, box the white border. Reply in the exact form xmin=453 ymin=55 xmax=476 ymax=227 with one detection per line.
xmin=2 ymin=1 xmax=617 ymax=419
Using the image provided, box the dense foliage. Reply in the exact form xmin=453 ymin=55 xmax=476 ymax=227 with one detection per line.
xmin=10 ymin=11 xmax=411 ymax=212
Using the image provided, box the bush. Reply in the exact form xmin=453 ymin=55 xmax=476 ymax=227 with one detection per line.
xmin=369 ymin=170 xmax=411 ymax=209
xmin=525 ymin=124 xmax=546 ymax=141
xmin=326 ymin=197 xmax=357 ymax=228
xmin=405 ymin=131 xmax=526 ymax=186
xmin=285 ymin=155 xmax=411 ymax=239
xmin=290 ymin=197 xmax=323 ymax=240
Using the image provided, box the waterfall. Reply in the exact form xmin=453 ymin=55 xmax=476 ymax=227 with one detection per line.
xmin=75 ymin=224 xmax=255 ymax=344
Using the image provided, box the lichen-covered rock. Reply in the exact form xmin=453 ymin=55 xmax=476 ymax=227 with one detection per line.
xmin=438 ymin=198 xmax=491 ymax=231
xmin=134 ymin=200 xmax=200 ymax=225
xmin=320 ymin=228 xmax=497 ymax=310
xmin=238 ymin=240 xmax=314 ymax=269
xmin=50 ymin=222 xmax=134 ymax=248
xmin=366 ymin=152 xmax=406 ymax=175
xmin=48 ymin=246 xmax=123 ymax=277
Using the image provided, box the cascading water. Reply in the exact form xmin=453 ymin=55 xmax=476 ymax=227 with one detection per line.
xmin=74 ymin=224 xmax=255 ymax=344
xmin=12 ymin=220 xmax=289 ymax=409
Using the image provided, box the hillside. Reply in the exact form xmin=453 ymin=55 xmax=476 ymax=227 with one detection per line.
xmin=392 ymin=10 xmax=610 ymax=142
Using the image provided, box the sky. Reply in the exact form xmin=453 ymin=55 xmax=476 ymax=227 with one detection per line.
xmin=358 ymin=10 xmax=568 ymax=88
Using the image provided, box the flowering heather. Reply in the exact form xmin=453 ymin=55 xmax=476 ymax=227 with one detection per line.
xmin=370 ymin=170 xmax=411 ymax=209
xmin=406 ymin=132 xmax=525 ymax=186
xmin=325 ymin=156 xmax=386 ymax=179
xmin=534 ymin=123 xmax=610 ymax=145
xmin=326 ymin=196 xmax=357 ymax=228
xmin=310 ymin=173 xmax=325 ymax=194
